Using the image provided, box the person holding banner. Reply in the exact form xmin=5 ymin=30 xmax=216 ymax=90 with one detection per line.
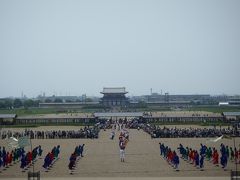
xmin=119 ymin=137 xmax=126 ymax=162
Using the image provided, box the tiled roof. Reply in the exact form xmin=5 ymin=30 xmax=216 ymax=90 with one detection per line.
xmin=0 ymin=114 xmax=17 ymax=118
xmin=223 ymin=112 xmax=240 ymax=116
xmin=94 ymin=112 xmax=143 ymax=117
xmin=101 ymin=87 xmax=127 ymax=94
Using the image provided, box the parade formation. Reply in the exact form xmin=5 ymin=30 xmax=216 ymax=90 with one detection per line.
xmin=0 ymin=119 xmax=240 ymax=178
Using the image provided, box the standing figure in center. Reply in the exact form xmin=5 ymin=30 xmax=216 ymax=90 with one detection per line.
xmin=119 ymin=137 xmax=126 ymax=162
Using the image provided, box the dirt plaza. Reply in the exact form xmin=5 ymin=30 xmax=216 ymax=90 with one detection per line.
xmin=0 ymin=126 xmax=239 ymax=179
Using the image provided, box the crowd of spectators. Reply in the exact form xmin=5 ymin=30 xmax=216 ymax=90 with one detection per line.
xmin=143 ymin=124 xmax=239 ymax=138
xmin=0 ymin=126 xmax=100 ymax=139
xmin=125 ymin=118 xmax=240 ymax=138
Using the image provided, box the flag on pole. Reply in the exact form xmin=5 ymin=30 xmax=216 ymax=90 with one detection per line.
xmin=6 ymin=137 xmax=19 ymax=148
xmin=206 ymin=135 xmax=232 ymax=143
xmin=6 ymin=136 xmax=30 ymax=149
xmin=222 ymin=134 xmax=232 ymax=139
xmin=18 ymin=136 xmax=30 ymax=148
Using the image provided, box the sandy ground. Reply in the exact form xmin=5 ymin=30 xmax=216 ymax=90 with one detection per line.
xmin=0 ymin=177 xmax=231 ymax=180
xmin=18 ymin=113 xmax=94 ymax=118
xmin=0 ymin=126 xmax=239 ymax=179
xmin=16 ymin=110 xmax=222 ymax=118
xmin=1 ymin=124 xmax=228 ymax=133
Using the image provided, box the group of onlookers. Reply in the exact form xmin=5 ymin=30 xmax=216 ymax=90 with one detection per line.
xmin=143 ymin=125 xmax=239 ymax=138
xmin=0 ymin=126 xmax=100 ymax=139
xmin=124 ymin=118 xmax=239 ymax=138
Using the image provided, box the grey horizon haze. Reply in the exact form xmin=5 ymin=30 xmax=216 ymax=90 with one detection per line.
xmin=0 ymin=0 xmax=240 ymax=98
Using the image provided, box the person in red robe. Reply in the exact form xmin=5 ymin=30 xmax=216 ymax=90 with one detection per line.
xmin=49 ymin=152 xmax=54 ymax=164
xmin=9 ymin=152 xmax=13 ymax=165
xmin=190 ymin=150 xmax=194 ymax=164
xmin=237 ymin=149 xmax=240 ymax=164
xmin=6 ymin=152 xmax=10 ymax=167
xmin=213 ymin=150 xmax=219 ymax=165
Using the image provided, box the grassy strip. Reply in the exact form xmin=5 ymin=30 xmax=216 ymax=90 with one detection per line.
xmin=0 ymin=105 xmax=239 ymax=116
xmin=1 ymin=124 xmax=39 ymax=128
xmin=185 ymin=106 xmax=240 ymax=113
xmin=0 ymin=107 xmax=103 ymax=115
xmin=0 ymin=108 xmax=67 ymax=115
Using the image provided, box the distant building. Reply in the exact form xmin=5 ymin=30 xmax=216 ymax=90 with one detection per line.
xmin=39 ymin=102 xmax=99 ymax=108
xmin=218 ymin=101 xmax=240 ymax=106
xmin=0 ymin=114 xmax=17 ymax=125
xmin=223 ymin=112 xmax=240 ymax=121
xmin=219 ymin=102 xmax=229 ymax=106
xmin=145 ymin=94 xmax=211 ymax=102
xmin=100 ymin=87 xmax=129 ymax=107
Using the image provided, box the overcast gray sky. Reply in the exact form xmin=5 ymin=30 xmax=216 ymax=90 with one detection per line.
xmin=0 ymin=0 xmax=239 ymax=98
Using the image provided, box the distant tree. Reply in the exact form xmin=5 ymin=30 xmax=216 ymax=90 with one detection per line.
xmin=0 ymin=100 xmax=5 ymax=109
xmin=190 ymin=100 xmax=195 ymax=105
xmin=86 ymin=98 xmax=93 ymax=102
xmin=45 ymin=99 xmax=52 ymax=103
xmin=23 ymin=99 xmax=34 ymax=108
xmin=54 ymin=98 xmax=63 ymax=103
xmin=137 ymin=100 xmax=147 ymax=108
xmin=13 ymin=98 xmax=23 ymax=108
xmin=75 ymin=99 xmax=81 ymax=102
xmin=33 ymin=100 xmax=40 ymax=107
xmin=196 ymin=101 xmax=201 ymax=105
xmin=4 ymin=99 xmax=13 ymax=109
xmin=65 ymin=99 xmax=73 ymax=102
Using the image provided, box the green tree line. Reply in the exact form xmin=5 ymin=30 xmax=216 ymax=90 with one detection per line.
xmin=0 ymin=99 xmax=40 ymax=109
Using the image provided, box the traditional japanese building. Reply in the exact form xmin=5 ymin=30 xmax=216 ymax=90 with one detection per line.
xmin=100 ymin=87 xmax=129 ymax=107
